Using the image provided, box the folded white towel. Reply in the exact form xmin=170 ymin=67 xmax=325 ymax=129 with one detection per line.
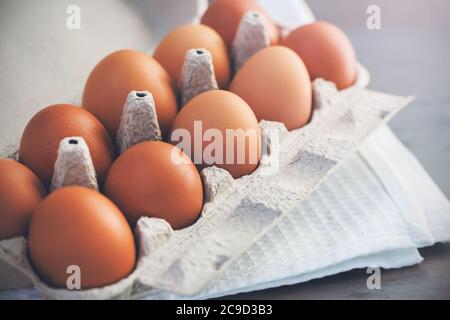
xmin=140 ymin=126 xmax=450 ymax=299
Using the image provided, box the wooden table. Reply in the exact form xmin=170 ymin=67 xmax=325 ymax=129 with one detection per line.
xmin=231 ymin=0 xmax=450 ymax=300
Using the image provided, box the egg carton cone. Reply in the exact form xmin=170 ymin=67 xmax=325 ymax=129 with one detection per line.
xmin=232 ymin=11 xmax=270 ymax=72
xmin=50 ymin=137 xmax=99 ymax=192
xmin=0 ymin=60 xmax=413 ymax=297
xmin=116 ymin=90 xmax=162 ymax=153
xmin=179 ymin=48 xmax=219 ymax=107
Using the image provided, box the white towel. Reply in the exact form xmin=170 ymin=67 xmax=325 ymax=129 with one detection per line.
xmin=139 ymin=126 xmax=450 ymax=299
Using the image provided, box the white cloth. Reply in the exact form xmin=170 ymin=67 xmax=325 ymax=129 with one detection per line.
xmin=257 ymin=0 xmax=316 ymax=29
xmin=134 ymin=126 xmax=449 ymax=299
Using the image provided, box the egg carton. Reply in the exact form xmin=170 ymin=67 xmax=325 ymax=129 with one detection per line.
xmin=0 ymin=62 xmax=412 ymax=298
xmin=0 ymin=1 xmax=413 ymax=297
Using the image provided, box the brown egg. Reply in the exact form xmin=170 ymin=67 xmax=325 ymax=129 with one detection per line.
xmin=283 ymin=21 xmax=357 ymax=90
xmin=104 ymin=141 xmax=203 ymax=230
xmin=19 ymin=104 xmax=115 ymax=189
xmin=0 ymin=159 xmax=46 ymax=239
xmin=230 ymin=46 xmax=312 ymax=130
xmin=28 ymin=186 xmax=135 ymax=289
xmin=169 ymin=90 xmax=260 ymax=178
xmin=153 ymin=24 xmax=230 ymax=89
xmin=201 ymin=0 xmax=280 ymax=47
xmin=83 ymin=49 xmax=178 ymax=137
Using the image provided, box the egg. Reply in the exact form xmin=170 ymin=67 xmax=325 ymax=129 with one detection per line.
xmin=83 ymin=49 xmax=178 ymax=137
xmin=19 ymin=104 xmax=115 ymax=189
xmin=229 ymin=46 xmax=312 ymax=130
xmin=103 ymin=141 xmax=203 ymax=230
xmin=282 ymin=21 xmax=357 ymax=90
xmin=153 ymin=24 xmax=230 ymax=89
xmin=0 ymin=159 xmax=46 ymax=239
xmin=28 ymin=186 xmax=135 ymax=289
xmin=201 ymin=0 xmax=279 ymax=47
xmin=169 ymin=90 xmax=260 ymax=178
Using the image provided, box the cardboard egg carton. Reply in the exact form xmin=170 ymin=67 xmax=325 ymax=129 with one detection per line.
xmin=0 ymin=3 xmax=413 ymax=298
xmin=0 ymin=63 xmax=412 ymax=298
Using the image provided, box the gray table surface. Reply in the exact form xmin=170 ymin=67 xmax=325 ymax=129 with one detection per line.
xmin=0 ymin=0 xmax=449 ymax=299
xmin=231 ymin=0 xmax=450 ymax=299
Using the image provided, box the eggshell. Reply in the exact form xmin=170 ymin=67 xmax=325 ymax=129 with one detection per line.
xmin=19 ymin=104 xmax=115 ymax=189
xmin=83 ymin=49 xmax=178 ymax=137
xmin=28 ymin=186 xmax=136 ymax=289
xmin=153 ymin=24 xmax=230 ymax=89
xmin=229 ymin=46 xmax=312 ymax=131
xmin=201 ymin=0 xmax=279 ymax=47
xmin=282 ymin=21 xmax=357 ymax=90
xmin=169 ymin=90 xmax=260 ymax=178
xmin=0 ymin=159 xmax=46 ymax=239
xmin=103 ymin=141 xmax=203 ymax=230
